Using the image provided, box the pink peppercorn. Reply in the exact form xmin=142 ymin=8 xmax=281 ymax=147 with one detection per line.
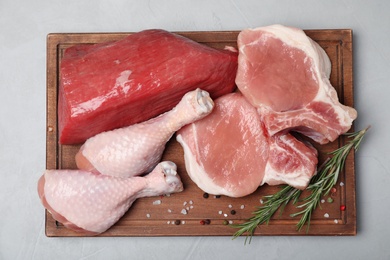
xmin=340 ymin=205 xmax=346 ymax=211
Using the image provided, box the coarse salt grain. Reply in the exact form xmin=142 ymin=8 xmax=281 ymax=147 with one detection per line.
xmin=181 ymin=220 xmax=186 ymax=224
xmin=324 ymin=213 xmax=329 ymax=218
xmin=153 ymin=200 xmax=162 ymax=205
xmin=167 ymin=221 xmax=171 ymax=224
xmin=228 ymin=204 xmax=233 ymax=208
xmin=340 ymin=182 xmax=345 ymax=187
xmin=334 ymin=219 xmax=339 ymax=224
xmin=189 ymin=200 xmax=193 ymax=205
xmin=260 ymin=199 xmax=264 ymax=204
xmin=181 ymin=209 xmax=188 ymax=215
xmin=146 ymin=213 xmax=151 ymax=218
xmin=321 ymin=199 xmax=325 ymax=204
xmin=224 ymin=213 xmax=228 ymax=217
xmin=240 ymin=205 xmax=245 ymax=209
xmin=229 ymin=220 xmax=233 ymax=224
xmin=183 ymin=201 xmax=187 ymax=206
xmin=218 ymin=210 xmax=223 ymax=215
xmin=190 ymin=205 xmax=194 ymax=209
xmin=167 ymin=209 xmax=172 ymax=213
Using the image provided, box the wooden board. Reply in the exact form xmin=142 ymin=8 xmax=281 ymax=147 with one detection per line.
xmin=45 ymin=29 xmax=356 ymax=237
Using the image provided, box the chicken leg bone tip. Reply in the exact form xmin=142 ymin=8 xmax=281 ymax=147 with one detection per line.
xmin=195 ymin=88 xmax=214 ymax=114
xmin=160 ymin=161 xmax=183 ymax=192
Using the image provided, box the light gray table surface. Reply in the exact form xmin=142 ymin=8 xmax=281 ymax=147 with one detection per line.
xmin=1 ymin=0 xmax=389 ymax=259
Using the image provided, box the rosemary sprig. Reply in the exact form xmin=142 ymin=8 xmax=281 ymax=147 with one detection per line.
xmin=292 ymin=126 xmax=370 ymax=231
xmin=231 ymin=126 xmax=370 ymax=243
xmin=231 ymin=185 xmax=302 ymax=244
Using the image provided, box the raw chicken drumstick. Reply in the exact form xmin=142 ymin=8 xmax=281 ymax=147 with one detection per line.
xmin=76 ymin=88 xmax=214 ymax=178
xmin=38 ymin=161 xmax=183 ymax=235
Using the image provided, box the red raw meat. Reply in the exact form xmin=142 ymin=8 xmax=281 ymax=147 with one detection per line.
xmin=235 ymin=25 xmax=357 ymax=144
xmin=59 ymin=29 xmax=238 ymax=144
xmin=176 ymin=93 xmax=318 ymax=197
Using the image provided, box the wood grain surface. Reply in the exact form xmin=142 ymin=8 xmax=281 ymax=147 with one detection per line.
xmin=45 ymin=29 xmax=355 ymax=237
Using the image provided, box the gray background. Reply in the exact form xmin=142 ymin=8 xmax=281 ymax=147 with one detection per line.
xmin=1 ymin=0 xmax=389 ymax=259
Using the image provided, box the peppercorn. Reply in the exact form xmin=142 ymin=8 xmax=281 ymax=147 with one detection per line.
xmin=230 ymin=210 xmax=236 ymax=215
xmin=200 ymin=220 xmax=205 ymax=225
xmin=222 ymin=220 xmax=229 ymax=225
xmin=215 ymin=195 xmax=221 ymax=198
xmin=174 ymin=220 xmax=181 ymax=225
xmin=203 ymin=193 xmax=209 ymax=199
xmin=204 ymin=219 xmax=211 ymax=225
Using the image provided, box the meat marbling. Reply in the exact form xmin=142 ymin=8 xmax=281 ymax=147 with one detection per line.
xmin=59 ymin=29 xmax=237 ymax=144
xmin=76 ymin=88 xmax=214 ymax=178
xmin=38 ymin=161 xmax=183 ymax=235
xmin=235 ymin=24 xmax=357 ymax=144
xmin=176 ymin=93 xmax=318 ymax=197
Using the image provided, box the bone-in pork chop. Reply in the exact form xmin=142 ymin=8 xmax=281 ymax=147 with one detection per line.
xmin=235 ymin=24 xmax=357 ymax=144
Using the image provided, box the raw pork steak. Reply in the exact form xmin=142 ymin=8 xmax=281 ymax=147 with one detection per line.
xmin=59 ymin=29 xmax=237 ymax=144
xmin=235 ymin=24 xmax=357 ymax=144
xmin=176 ymin=93 xmax=318 ymax=197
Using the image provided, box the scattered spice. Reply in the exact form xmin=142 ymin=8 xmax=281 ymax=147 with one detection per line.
xmin=327 ymin=197 xmax=334 ymax=203
xmin=240 ymin=205 xmax=245 ymax=210
xmin=174 ymin=220 xmax=181 ymax=225
xmin=321 ymin=199 xmax=325 ymax=204
xmin=334 ymin=219 xmax=339 ymax=224
xmin=339 ymin=182 xmax=345 ymax=187
xmin=330 ymin=187 xmax=337 ymax=193
xmin=200 ymin=220 xmax=205 ymax=225
xmin=324 ymin=213 xmax=329 ymax=218
xmin=203 ymin=193 xmax=209 ymax=199
xmin=204 ymin=219 xmax=211 ymax=225
xmin=146 ymin=213 xmax=151 ymax=218
xmin=218 ymin=210 xmax=223 ymax=215
xmin=215 ymin=195 xmax=221 ymax=198
xmin=152 ymin=200 xmax=162 ymax=205
xmin=223 ymin=220 xmax=229 ymax=225
xmin=231 ymin=210 xmax=236 ymax=215
xmin=340 ymin=205 xmax=346 ymax=211
xmin=228 ymin=204 xmax=233 ymax=208
xmin=181 ymin=209 xmax=188 ymax=215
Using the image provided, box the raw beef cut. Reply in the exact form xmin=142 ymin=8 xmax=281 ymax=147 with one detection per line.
xmin=235 ymin=24 xmax=357 ymax=144
xmin=59 ymin=29 xmax=238 ymax=144
xmin=38 ymin=161 xmax=183 ymax=235
xmin=76 ymin=89 xmax=214 ymax=178
xmin=176 ymin=93 xmax=318 ymax=197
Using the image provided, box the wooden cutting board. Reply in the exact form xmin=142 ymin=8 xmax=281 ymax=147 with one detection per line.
xmin=45 ymin=29 xmax=356 ymax=237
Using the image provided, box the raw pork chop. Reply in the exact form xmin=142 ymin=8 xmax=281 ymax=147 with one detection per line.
xmin=235 ymin=24 xmax=357 ymax=144
xmin=76 ymin=89 xmax=214 ymax=178
xmin=176 ymin=93 xmax=318 ymax=197
xmin=59 ymin=29 xmax=238 ymax=144
xmin=38 ymin=161 xmax=183 ymax=235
